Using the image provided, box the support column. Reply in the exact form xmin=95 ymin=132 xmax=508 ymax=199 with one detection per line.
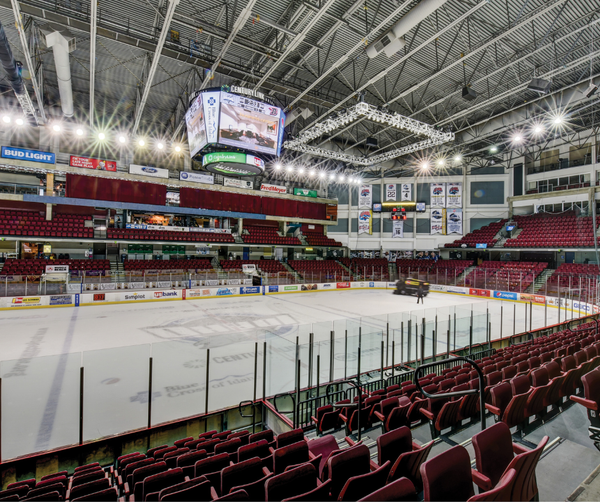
xmin=45 ymin=204 xmax=52 ymax=221
xmin=238 ymin=218 xmax=244 ymax=234
xmin=46 ymin=172 xmax=54 ymax=196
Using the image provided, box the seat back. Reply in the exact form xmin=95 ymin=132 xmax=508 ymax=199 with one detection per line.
xmin=306 ymin=435 xmax=339 ymax=478
xmin=276 ymin=429 xmax=304 ymax=448
xmin=358 ymin=477 xmax=417 ymax=502
xmin=468 ymin=469 xmax=517 ymax=502
xmin=388 ymin=440 xmax=433 ymax=491
xmin=69 ymin=479 xmax=110 ymax=501
xmin=142 ymin=468 xmax=185 ymax=501
xmin=505 ymin=436 xmax=549 ymax=501
xmin=265 ymin=463 xmax=317 ymax=501
xmin=221 ymin=457 xmax=264 ymax=496
xmin=420 ymin=445 xmax=475 ymax=501
xmin=273 ymin=441 xmax=309 ymax=474
xmin=159 ymin=478 xmax=213 ymax=502
xmin=327 ymin=444 xmax=371 ymax=500
xmin=338 ymin=461 xmax=391 ymax=501
xmin=472 ymin=422 xmax=514 ymax=488
xmin=377 ymin=426 xmax=413 ymax=466
xmin=249 ymin=429 xmax=274 ymax=445
xmin=238 ymin=439 xmax=270 ymax=463
xmin=71 ymin=487 xmax=118 ymax=501
xmin=132 ymin=462 xmax=167 ymax=501
xmin=194 ymin=453 xmax=231 ymax=478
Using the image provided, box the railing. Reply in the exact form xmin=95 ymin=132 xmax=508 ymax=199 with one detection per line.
xmin=526 ymin=156 xmax=593 ymax=175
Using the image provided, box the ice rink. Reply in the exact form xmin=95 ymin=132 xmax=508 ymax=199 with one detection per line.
xmin=0 ymin=290 xmax=577 ymax=460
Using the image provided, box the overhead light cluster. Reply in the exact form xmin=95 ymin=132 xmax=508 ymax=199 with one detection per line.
xmin=0 ymin=114 xmax=185 ymax=153
xmin=270 ymin=161 xmax=362 ymax=185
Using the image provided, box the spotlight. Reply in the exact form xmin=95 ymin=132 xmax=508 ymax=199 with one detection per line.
xmin=421 ymin=161 xmax=430 ymax=170
xmin=138 ymin=138 xmax=146 ymax=147
xmin=157 ymin=142 xmax=165 ymax=150
xmin=174 ymin=145 xmax=182 ymax=153
xmin=98 ymin=132 xmax=106 ymax=141
xmin=437 ymin=159 xmax=445 ymax=167
xmin=309 ymin=170 xmax=316 ymax=177
xmin=15 ymin=117 xmax=24 ymax=126
xmin=454 ymin=155 xmax=462 ymax=163
xmin=118 ymin=135 xmax=127 ymax=144
xmin=1 ymin=115 xmax=10 ymax=124
xmin=329 ymin=173 xmax=336 ymax=181
xmin=532 ymin=124 xmax=544 ymax=135
xmin=355 ymin=178 xmax=361 ymax=185
xmin=553 ymin=115 xmax=564 ymax=125
xmin=286 ymin=165 xmax=294 ymax=173
xmin=298 ymin=167 xmax=305 ymax=175
xmin=512 ymin=134 xmax=523 ymax=144
xmin=274 ymin=162 xmax=282 ymax=171
xmin=52 ymin=123 xmax=61 ymax=132
xmin=319 ymin=171 xmax=326 ymax=179
xmin=348 ymin=177 xmax=354 ymax=183
xmin=339 ymin=175 xmax=345 ymax=183
xmin=75 ymin=127 xmax=84 ymax=136
xmin=490 ymin=146 xmax=498 ymax=153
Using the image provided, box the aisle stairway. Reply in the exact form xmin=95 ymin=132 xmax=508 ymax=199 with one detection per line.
xmin=456 ymin=265 xmax=476 ymax=285
xmin=282 ymin=261 xmax=303 ymax=282
xmin=336 ymin=260 xmax=357 ymax=279
xmin=531 ymin=268 xmax=555 ymax=293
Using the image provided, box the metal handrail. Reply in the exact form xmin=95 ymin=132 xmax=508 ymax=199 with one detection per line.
xmin=325 ymin=379 xmax=364 ymax=440
xmin=413 ymin=356 xmax=486 ymax=432
xmin=273 ymin=392 xmax=296 ymax=426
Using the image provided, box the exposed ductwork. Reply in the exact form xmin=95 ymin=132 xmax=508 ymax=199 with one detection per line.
xmin=41 ymin=25 xmax=75 ymax=117
xmin=367 ymin=0 xmax=450 ymax=58
xmin=0 ymin=20 xmax=24 ymax=95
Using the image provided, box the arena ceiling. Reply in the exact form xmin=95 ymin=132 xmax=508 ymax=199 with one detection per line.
xmin=0 ymin=0 xmax=598 ymax=178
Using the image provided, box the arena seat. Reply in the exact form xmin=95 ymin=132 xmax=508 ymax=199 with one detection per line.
xmin=2 ymin=258 xmax=110 ymax=275
xmin=570 ymin=368 xmax=600 ymax=448
xmin=157 ymin=478 xmax=213 ymax=501
xmin=221 ymin=457 xmax=272 ymax=500
xmin=124 ymin=259 xmax=213 ymax=272
xmin=287 ymin=260 xmax=347 ymax=281
xmin=194 ymin=454 xmax=231 ymax=489
xmin=337 ymin=461 xmax=391 ymax=501
xmin=0 ymin=210 xmax=93 ymax=239
xmin=301 ymin=224 xmax=342 ymax=247
xmin=264 ymin=463 xmax=321 ymax=501
xmin=108 ymin=228 xmax=235 ymax=244
xmin=420 ymin=445 xmax=475 ymax=501
xmin=445 ymin=220 xmax=506 ymax=248
xmin=468 ymin=469 xmax=517 ymax=502
xmin=72 ymin=487 xmax=118 ymax=501
xmin=242 ymin=224 xmax=301 ymax=246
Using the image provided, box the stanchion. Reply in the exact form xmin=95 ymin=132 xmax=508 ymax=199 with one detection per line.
xmin=79 ymin=367 xmax=84 ymax=445
xmin=205 ymin=349 xmax=210 ymax=415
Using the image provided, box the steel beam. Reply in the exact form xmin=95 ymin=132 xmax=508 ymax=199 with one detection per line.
xmin=132 ymin=0 xmax=179 ymax=134
xmin=89 ymin=0 xmax=97 ymax=127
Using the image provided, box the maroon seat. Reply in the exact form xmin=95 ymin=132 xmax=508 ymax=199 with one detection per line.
xmin=68 ymin=479 xmax=110 ymax=501
xmin=358 ymin=477 xmax=418 ymax=501
xmin=72 ymin=487 xmax=118 ymax=501
xmin=276 ymin=429 xmax=304 ymax=449
xmin=194 ymin=453 xmax=231 ymax=489
xmin=127 ymin=462 xmax=167 ymax=500
xmin=250 ymin=430 xmax=275 ymax=446
xmin=214 ymin=438 xmax=243 ymax=462
xmin=311 ymin=405 xmax=341 ymax=434
xmin=158 ymin=477 xmax=213 ymax=501
xmin=327 ymin=444 xmax=371 ymax=500
xmin=142 ymin=468 xmax=185 ymax=501
xmin=486 ymin=382 xmax=529 ymax=428
xmin=221 ymin=457 xmax=272 ymax=500
xmin=338 ymin=461 xmax=391 ymax=501
xmin=176 ymin=450 xmax=208 ymax=477
xmin=420 ymin=445 xmax=475 ymax=501
xmin=265 ymin=463 xmax=321 ymax=501
xmin=467 ymin=469 xmax=517 ymax=502
xmin=571 ymin=368 xmax=600 ymax=445
xmin=306 ymin=435 xmax=339 ymax=479
xmin=123 ymin=458 xmax=155 ymax=490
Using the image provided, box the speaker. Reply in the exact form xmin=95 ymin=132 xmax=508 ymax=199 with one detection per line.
xmin=462 ymin=86 xmax=477 ymax=101
xmin=584 ymin=82 xmax=598 ymax=98
xmin=365 ymin=137 xmax=378 ymax=147
xmin=527 ymin=78 xmax=551 ymax=94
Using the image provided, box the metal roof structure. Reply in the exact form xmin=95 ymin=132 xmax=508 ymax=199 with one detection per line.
xmin=0 ymin=0 xmax=598 ymax=178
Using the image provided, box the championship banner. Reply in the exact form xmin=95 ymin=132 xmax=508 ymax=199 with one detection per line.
xmin=358 ymin=185 xmax=372 ymax=209
xmin=430 ymin=208 xmax=443 ymax=234
xmin=430 ymin=183 xmax=446 ymax=208
xmin=400 ymin=183 xmax=412 ymax=201
xmin=385 ymin=184 xmax=396 ymax=201
xmin=358 ymin=210 xmax=372 ymax=235
xmin=446 ymin=182 xmax=462 ymax=207
xmin=447 ymin=208 xmax=463 ymax=234
xmin=392 ymin=220 xmax=404 ymax=238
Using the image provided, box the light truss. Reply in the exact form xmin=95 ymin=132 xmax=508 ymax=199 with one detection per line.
xmin=283 ymin=102 xmax=454 ymax=167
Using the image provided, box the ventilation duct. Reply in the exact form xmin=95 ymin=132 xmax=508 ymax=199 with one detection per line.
xmin=367 ymin=0 xmax=449 ymax=58
xmin=0 ymin=21 xmax=24 ymax=95
xmin=41 ymin=25 xmax=75 ymax=117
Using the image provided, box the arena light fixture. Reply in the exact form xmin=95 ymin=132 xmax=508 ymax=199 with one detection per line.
xmin=138 ymin=138 xmax=146 ymax=147
xmin=512 ymin=133 xmax=523 ymax=144
xmin=329 ymin=173 xmax=336 ymax=181
xmin=454 ymin=154 xmax=462 ymax=163
xmin=309 ymin=170 xmax=316 ymax=177
xmin=298 ymin=167 xmax=305 ymax=175
xmin=52 ymin=123 xmax=61 ymax=132
xmin=284 ymin=102 xmax=454 ymax=166
xmin=157 ymin=142 xmax=165 ymax=150
xmin=490 ymin=146 xmax=498 ymax=153
xmin=437 ymin=158 xmax=445 ymax=167
xmin=75 ymin=127 xmax=84 ymax=136
xmin=15 ymin=117 xmax=24 ymax=126
xmin=286 ymin=165 xmax=294 ymax=173
xmin=274 ymin=162 xmax=282 ymax=171
xmin=118 ymin=134 xmax=127 ymax=144
xmin=339 ymin=174 xmax=346 ymax=183
xmin=532 ymin=124 xmax=544 ymax=135
xmin=98 ymin=132 xmax=106 ymax=141
xmin=421 ymin=161 xmax=430 ymax=170
xmin=553 ymin=115 xmax=564 ymax=125
xmin=174 ymin=144 xmax=182 ymax=153
xmin=319 ymin=171 xmax=326 ymax=179
xmin=1 ymin=115 xmax=11 ymax=124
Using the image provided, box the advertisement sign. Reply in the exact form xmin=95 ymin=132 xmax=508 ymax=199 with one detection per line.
xmin=129 ymin=164 xmax=169 ymax=179
xmin=301 ymin=284 xmax=318 ymax=291
xmin=294 ymin=188 xmax=318 ymax=198
xmin=203 ymin=152 xmax=265 ymax=176
xmin=45 ymin=265 xmax=69 ymax=273
xmin=400 ymin=183 xmax=412 ymax=202
xmin=1 ymin=147 xmax=55 ymax=164
xmin=447 ymin=208 xmax=463 ymax=234
xmin=358 ymin=210 xmax=372 ymax=235
xmin=49 ymin=295 xmax=73 ymax=305
xmin=218 ymin=91 xmax=283 ymax=156
xmin=337 ymin=282 xmax=351 ymax=289
xmin=493 ymin=291 xmax=518 ymax=300
xmin=385 ymin=184 xmax=396 ymax=201
xmin=217 ymin=288 xmax=236 ymax=296
xmin=446 ymin=182 xmax=462 ymax=207
xmin=358 ymin=185 xmax=372 ymax=209
xmin=430 ymin=183 xmax=446 ymax=208
xmin=70 ymin=155 xmax=117 ymax=172
xmin=241 ymin=287 xmax=261 ymax=294
xmin=11 ymin=296 xmax=42 ymax=306
xmin=520 ymin=294 xmax=546 ymax=304
xmin=260 ymin=183 xmax=286 ymax=194
xmin=123 ymin=293 xmax=148 ymax=301
xmin=476 ymin=243 xmax=488 ymax=249
xmin=430 ymin=209 xmax=443 ymax=234
xmin=93 ymin=293 xmax=106 ymax=302
xmin=179 ymin=171 xmax=214 ymax=184
xmin=153 ymin=291 xmax=179 ymax=299
xmin=125 ymin=224 xmax=230 ymax=234
xmin=392 ymin=220 xmax=404 ymax=238
xmin=446 ymin=287 xmax=467 ymax=294
xmin=284 ymin=285 xmax=299 ymax=291
xmin=223 ymin=177 xmax=253 ymax=189
xmin=268 ymin=285 xmax=279 ymax=293
xmin=202 ymin=91 xmax=221 ymax=145
xmin=469 ymin=289 xmax=491 ymax=297
xmin=185 ymin=93 xmax=207 ymax=156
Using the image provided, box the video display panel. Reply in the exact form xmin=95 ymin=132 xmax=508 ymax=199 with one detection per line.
xmin=218 ymin=91 xmax=283 ymax=156
xmin=184 ymin=93 xmax=207 ymax=157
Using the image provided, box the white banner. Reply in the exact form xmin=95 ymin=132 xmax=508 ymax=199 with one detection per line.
xmin=129 ymin=164 xmax=169 ymax=179
xmin=431 ymin=208 xmax=444 ymax=234
xmin=202 ymin=91 xmax=221 ymax=144
xmin=359 ymin=185 xmax=372 ymax=209
xmin=45 ymin=265 xmax=69 ymax=273
xmin=446 ymin=182 xmax=462 ymax=207
xmin=392 ymin=220 xmax=404 ymax=238
xmin=179 ymin=171 xmax=214 ymax=184
xmin=447 ymin=208 xmax=463 ymax=234
xmin=385 ymin=184 xmax=396 ymax=201
xmin=400 ymin=183 xmax=412 ymax=202
xmin=260 ymin=183 xmax=287 ymax=194
xmin=358 ymin=210 xmax=372 ymax=235
xmin=223 ymin=177 xmax=253 ymax=189
xmin=430 ymin=183 xmax=446 ymax=208
xmin=125 ymin=224 xmax=231 ymax=234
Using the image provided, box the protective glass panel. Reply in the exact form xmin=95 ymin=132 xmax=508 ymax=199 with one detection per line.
xmin=83 ymin=345 xmax=150 ymax=441
xmin=265 ymin=332 xmax=296 ymax=397
xmin=1 ymin=353 xmax=80 ymax=460
xmin=151 ymin=340 xmax=207 ymax=424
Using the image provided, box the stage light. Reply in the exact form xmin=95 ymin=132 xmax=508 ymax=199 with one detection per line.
xmin=174 ymin=145 xmax=182 ymax=153
xmin=75 ymin=127 xmax=84 ymax=136
xmin=98 ymin=132 xmax=106 ymax=141
xmin=52 ymin=123 xmax=61 ymax=132
xmin=138 ymin=138 xmax=145 ymax=147
xmin=274 ymin=162 xmax=282 ymax=171
xmin=454 ymin=155 xmax=462 ymax=163
xmin=118 ymin=135 xmax=127 ymax=144
xmin=15 ymin=118 xmax=24 ymax=126
xmin=2 ymin=115 xmax=10 ymax=124
xmin=157 ymin=142 xmax=164 ymax=150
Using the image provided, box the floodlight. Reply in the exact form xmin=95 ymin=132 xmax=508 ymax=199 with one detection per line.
xmin=286 ymin=165 xmax=294 ymax=173
xmin=532 ymin=124 xmax=544 ymax=135
xmin=298 ymin=167 xmax=305 ymax=175
xmin=437 ymin=159 xmax=445 ymax=167
xmin=553 ymin=115 xmax=564 ymax=125
xmin=319 ymin=171 xmax=326 ymax=179
xmin=174 ymin=145 xmax=182 ymax=152
xmin=52 ymin=123 xmax=61 ymax=132
xmin=274 ymin=162 xmax=282 ymax=170
xmin=1 ymin=115 xmax=10 ymax=124
xmin=339 ymin=175 xmax=345 ymax=182
xmin=138 ymin=138 xmax=146 ymax=147
xmin=75 ymin=127 xmax=84 ymax=136
xmin=512 ymin=134 xmax=523 ymax=144
xmin=157 ymin=142 xmax=164 ymax=150
xmin=15 ymin=118 xmax=24 ymax=126
xmin=98 ymin=132 xmax=106 ymax=140
xmin=490 ymin=146 xmax=498 ymax=153
xmin=309 ymin=170 xmax=316 ymax=177
xmin=118 ymin=135 xmax=127 ymax=144
xmin=454 ymin=155 xmax=462 ymax=162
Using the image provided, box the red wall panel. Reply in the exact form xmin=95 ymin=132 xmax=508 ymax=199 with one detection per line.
xmin=66 ymin=174 xmax=166 ymax=206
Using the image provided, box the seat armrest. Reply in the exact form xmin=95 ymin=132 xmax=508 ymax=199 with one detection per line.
xmin=370 ymin=460 xmax=379 ymax=471
xmin=345 ymin=437 xmax=363 ymax=447
xmin=373 ymin=411 xmax=385 ymax=421
xmin=262 ymin=467 xmax=271 ymax=476
xmin=65 ymin=489 xmax=71 ymax=500
xmin=570 ymin=395 xmax=598 ymax=410
xmin=339 ymin=413 xmax=348 ymax=423
xmin=471 ymin=469 xmax=493 ymax=491
xmin=420 ymin=409 xmax=434 ymax=420
xmin=512 ymin=443 xmax=530 ymax=455
xmin=210 ymin=487 xmax=218 ymax=500
xmin=311 ymin=416 xmax=318 ymax=425
xmin=123 ymin=482 xmax=131 ymax=498
xmin=412 ymin=442 xmax=422 ymax=451
xmin=485 ymin=403 xmax=501 ymax=416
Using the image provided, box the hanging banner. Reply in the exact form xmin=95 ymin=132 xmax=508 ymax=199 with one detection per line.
xmin=70 ymin=155 xmax=117 ymax=172
xmin=400 ymin=183 xmax=412 ymax=201
xmin=430 ymin=183 xmax=446 ymax=208
xmin=392 ymin=220 xmax=404 ymax=238
xmin=358 ymin=185 xmax=372 ymax=209
xmin=358 ymin=210 xmax=372 ymax=235
xmin=446 ymin=182 xmax=462 ymax=207
xmin=447 ymin=208 xmax=463 ymax=234
xmin=431 ymin=208 xmax=443 ymax=234
xmin=223 ymin=177 xmax=253 ymax=189
xmin=385 ymin=184 xmax=396 ymax=201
